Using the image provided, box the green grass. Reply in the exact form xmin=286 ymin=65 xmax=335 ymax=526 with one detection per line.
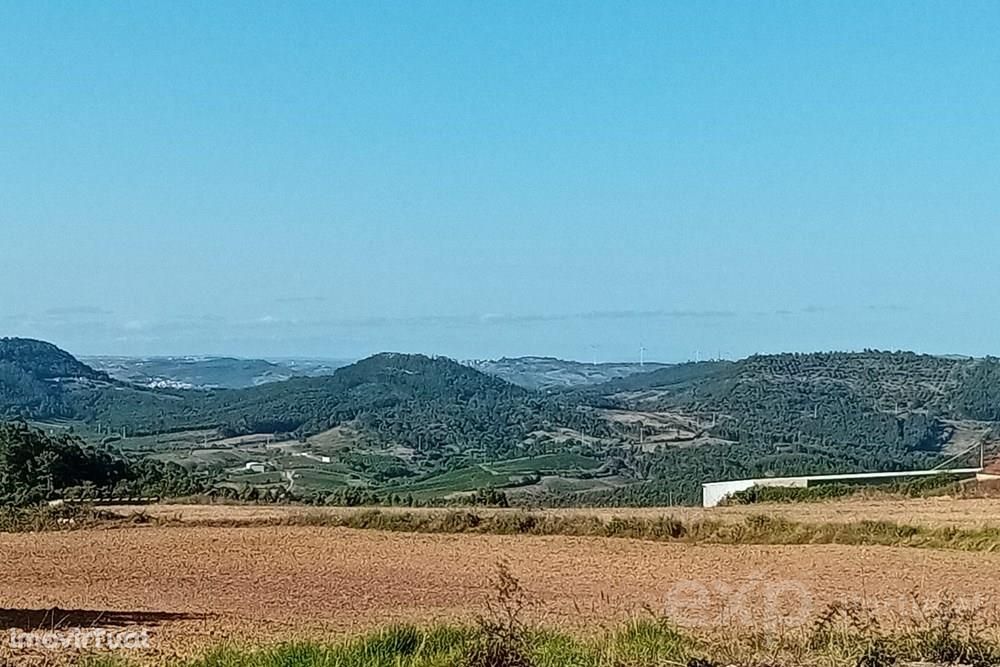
xmin=383 ymin=455 xmax=604 ymax=500
xmin=226 ymin=472 xmax=284 ymax=484
xmin=291 ymin=468 xmax=354 ymax=491
xmin=152 ymin=448 xmax=261 ymax=468
xmin=115 ymin=429 xmax=220 ymax=452
xmin=385 ymin=466 xmax=504 ymax=497
xmin=486 ymin=454 xmax=602 ymax=474
xmin=79 ymin=613 xmax=1000 ymax=667
xmin=80 ymin=622 xmax=692 ymax=667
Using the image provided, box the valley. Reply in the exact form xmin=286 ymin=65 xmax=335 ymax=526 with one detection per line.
xmin=3 ymin=338 xmax=999 ymax=506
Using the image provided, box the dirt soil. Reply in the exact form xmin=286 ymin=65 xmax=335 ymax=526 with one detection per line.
xmin=1 ymin=524 xmax=998 ymax=663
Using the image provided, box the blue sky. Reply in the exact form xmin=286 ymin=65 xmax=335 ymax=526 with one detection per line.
xmin=2 ymin=1 xmax=998 ymax=361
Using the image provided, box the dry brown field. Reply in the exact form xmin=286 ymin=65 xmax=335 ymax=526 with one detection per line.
xmin=0 ymin=500 xmax=999 ymax=662
xmin=2 ymin=498 xmax=998 ymax=663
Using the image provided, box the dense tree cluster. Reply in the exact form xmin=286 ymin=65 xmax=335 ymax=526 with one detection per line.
xmin=0 ymin=422 xmax=207 ymax=505
xmin=0 ymin=338 xmax=111 ymax=420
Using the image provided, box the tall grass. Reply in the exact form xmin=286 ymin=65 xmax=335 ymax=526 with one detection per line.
xmin=173 ymin=508 xmax=1000 ymax=552
xmin=0 ymin=504 xmax=130 ymax=533
xmin=15 ymin=503 xmax=1000 ymax=550
xmin=81 ymin=612 xmax=1000 ymax=667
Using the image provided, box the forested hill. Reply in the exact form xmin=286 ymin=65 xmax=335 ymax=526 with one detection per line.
xmin=578 ymin=351 xmax=1000 ymax=505
xmin=0 ymin=338 xmax=109 ymax=383
xmin=0 ymin=341 xmax=606 ymax=456
xmin=0 ymin=338 xmax=113 ymax=419
xmin=591 ymin=350 xmax=1000 ymax=462
xmin=594 ymin=351 xmax=1000 ymax=421
xmin=197 ymin=352 xmax=608 ymax=453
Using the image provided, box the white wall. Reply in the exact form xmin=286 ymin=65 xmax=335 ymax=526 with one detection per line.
xmin=702 ymin=477 xmax=809 ymax=507
xmin=702 ymin=480 xmax=756 ymax=507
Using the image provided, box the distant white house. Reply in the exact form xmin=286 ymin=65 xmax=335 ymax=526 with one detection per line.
xmin=244 ymin=461 xmax=269 ymax=473
xmin=292 ymin=452 xmax=332 ymax=464
xmin=702 ymin=467 xmax=985 ymax=507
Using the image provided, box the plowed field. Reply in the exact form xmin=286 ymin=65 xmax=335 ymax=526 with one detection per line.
xmin=1 ymin=523 xmax=998 ymax=661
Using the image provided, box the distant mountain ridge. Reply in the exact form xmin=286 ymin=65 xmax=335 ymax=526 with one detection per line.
xmin=469 ymin=356 xmax=671 ymax=390
xmin=84 ymin=355 xmax=349 ymax=390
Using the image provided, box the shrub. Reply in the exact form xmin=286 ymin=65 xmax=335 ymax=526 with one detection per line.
xmin=465 ymin=562 xmax=534 ymax=667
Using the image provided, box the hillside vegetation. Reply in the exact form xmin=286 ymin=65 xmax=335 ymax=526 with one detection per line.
xmin=2 ymin=339 xmax=997 ymax=505
xmin=583 ymin=351 xmax=999 ymax=504
xmin=0 ymin=422 xmax=204 ymax=504
xmin=0 ymin=337 xmax=113 ymax=419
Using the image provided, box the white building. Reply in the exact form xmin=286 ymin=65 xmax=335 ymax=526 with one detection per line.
xmin=702 ymin=467 xmax=985 ymax=507
xmin=292 ymin=452 xmax=332 ymax=464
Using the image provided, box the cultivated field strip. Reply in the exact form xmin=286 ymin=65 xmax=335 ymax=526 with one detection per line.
xmin=106 ymin=496 xmax=1000 ymax=530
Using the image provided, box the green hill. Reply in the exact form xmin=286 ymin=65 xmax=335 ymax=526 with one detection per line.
xmin=0 ymin=341 xmax=607 ymax=459
xmin=582 ymin=351 xmax=1000 ymax=504
xmin=198 ymin=352 xmax=609 ymax=456
xmin=0 ymin=338 xmax=113 ymax=419
xmin=2 ymin=340 xmax=997 ymax=505
xmin=593 ymin=350 xmax=1000 ymax=434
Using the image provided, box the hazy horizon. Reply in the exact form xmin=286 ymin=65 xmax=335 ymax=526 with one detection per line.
xmin=3 ymin=3 xmax=998 ymax=362
xmin=21 ymin=335 xmax=997 ymax=367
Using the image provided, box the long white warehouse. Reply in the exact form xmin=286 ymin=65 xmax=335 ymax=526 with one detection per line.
xmin=701 ymin=467 xmax=985 ymax=508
